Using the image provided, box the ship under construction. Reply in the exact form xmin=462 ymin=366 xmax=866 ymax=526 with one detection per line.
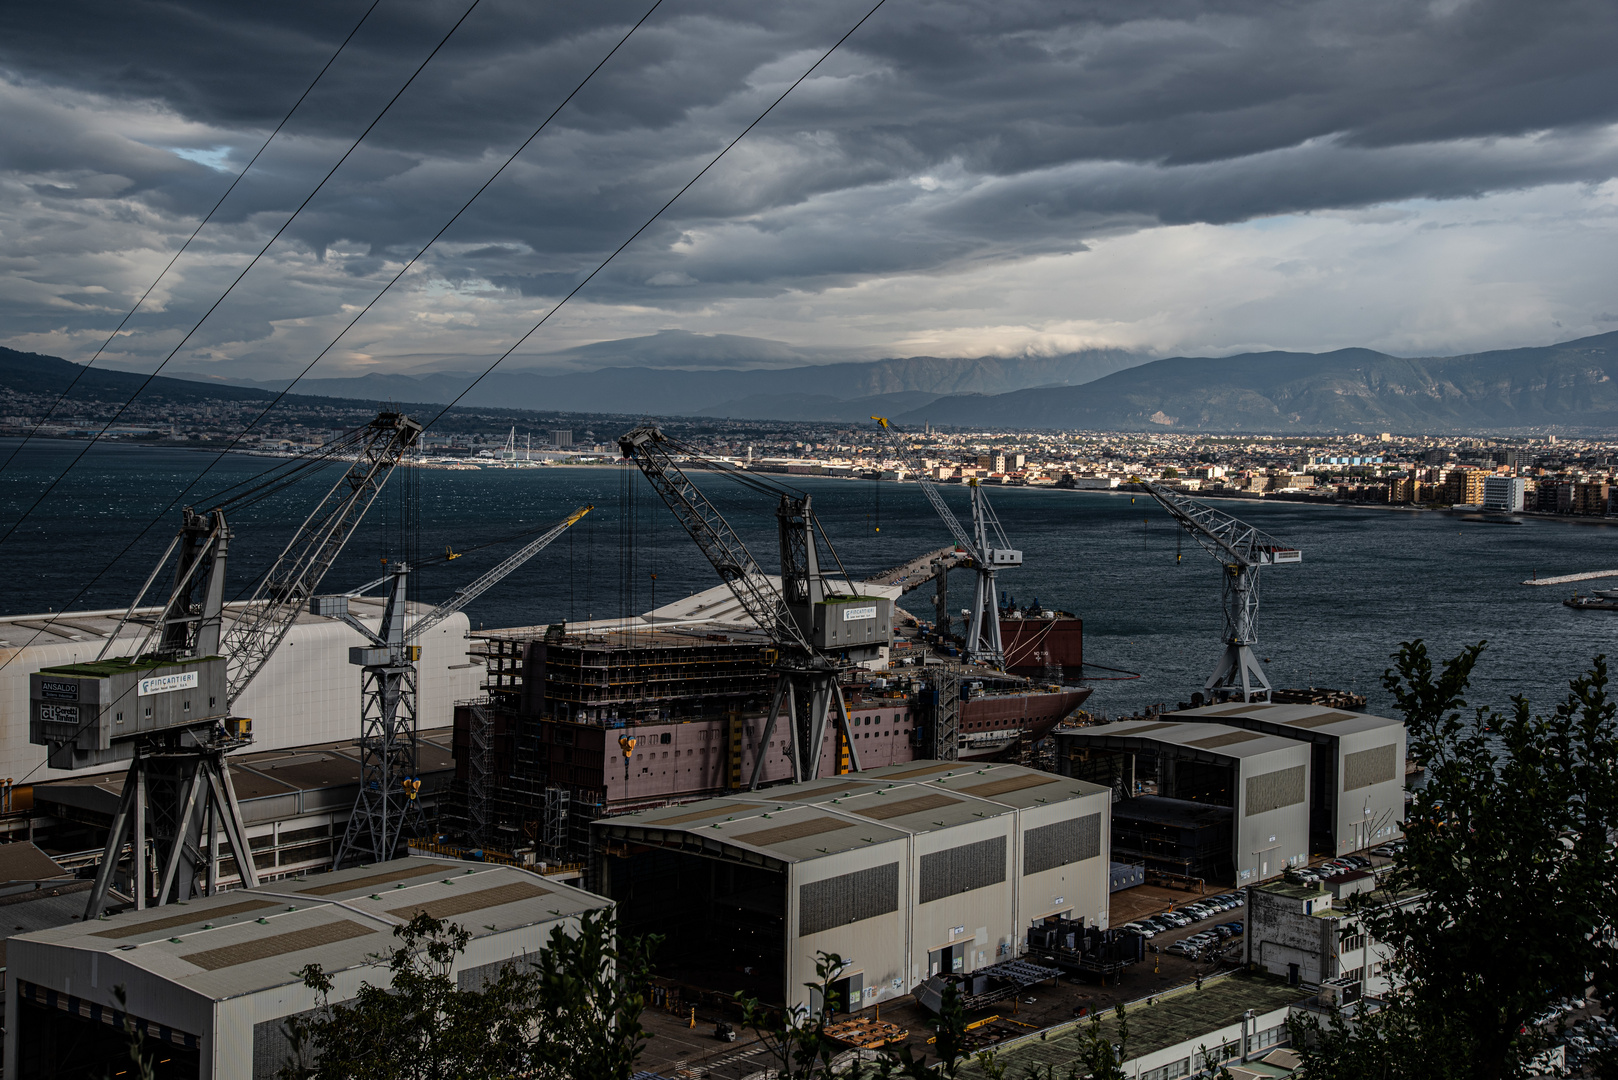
xmin=450 ymin=426 xmax=1090 ymax=860
xmin=454 ymin=597 xmax=1089 ymax=858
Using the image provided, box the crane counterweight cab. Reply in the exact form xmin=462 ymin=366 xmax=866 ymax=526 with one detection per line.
xmin=31 ymin=655 xmax=228 ymax=769
xmin=805 ymin=595 xmax=893 ymax=658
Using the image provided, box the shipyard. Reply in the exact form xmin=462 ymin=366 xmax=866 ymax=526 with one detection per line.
xmin=0 ymin=411 xmax=1442 ymax=1080
xmin=1 ymin=3 xmax=1615 ymax=1079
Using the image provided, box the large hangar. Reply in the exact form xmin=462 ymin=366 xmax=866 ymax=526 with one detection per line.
xmin=1052 ymin=720 xmax=1311 ymax=885
xmin=592 ymin=760 xmax=1111 ymax=1010
xmin=1169 ymin=702 xmax=1406 ymax=857
xmin=4 ymin=858 xmax=609 ymax=1080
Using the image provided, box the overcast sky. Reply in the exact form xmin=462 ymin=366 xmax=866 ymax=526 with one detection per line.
xmin=4 ymin=0 xmax=1618 ymax=379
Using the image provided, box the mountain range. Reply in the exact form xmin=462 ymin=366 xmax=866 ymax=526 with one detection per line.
xmin=176 ymin=340 xmax=1145 ymax=421
xmin=9 ymin=330 xmax=1618 ymax=433
xmin=889 ymin=333 xmax=1618 ymax=433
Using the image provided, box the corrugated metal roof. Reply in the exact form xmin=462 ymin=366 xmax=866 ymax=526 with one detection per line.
xmin=598 ymin=761 xmax=1108 ymax=862
xmin=853 ymin=792 xmax=960 ymax=820
xmin=387 ymin=880 xmax=549 ymax=921
xmin=298 ymin=862 xmax=445 ymax=896
xmin=181 ymin=919 xmax=376 ymax=971
xmin=10 ymin=857 xmax=611 ymax=1001
xmin=732 ymin=816 xmax=857 ymax=847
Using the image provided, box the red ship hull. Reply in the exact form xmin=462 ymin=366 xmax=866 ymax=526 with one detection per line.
xmin=999 ymin=616 xmax=1084 ymax=677
xmin=957 ymin=686 xmax=1092 ymax=760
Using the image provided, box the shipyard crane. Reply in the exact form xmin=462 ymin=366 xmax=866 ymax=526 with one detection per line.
xmin=40 ymin=411 xmax=422 ymax=919
xmin=871 ymin=417 xmax=1021 ymax=669
xmin=1130 ymin=476 xmax=1301 ymax=703
xmin=322 ymin=503 xmax=593 ymax=867
xmin=619 ymin=426 xmax=891 ymax=787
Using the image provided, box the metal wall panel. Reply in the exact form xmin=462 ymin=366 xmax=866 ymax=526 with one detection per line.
xmin=1342 ymin=745 xmax=1396 ymax=791
xmin=918 ymin=836 xmax=1006 ymax=904
xmin=798 ymin=862 xmax=899 ymax=936
xmin=1245 ymin=765 xmax=1305 ymax=816
xmin=1023 ymin=813 xmax=1101 ymax=875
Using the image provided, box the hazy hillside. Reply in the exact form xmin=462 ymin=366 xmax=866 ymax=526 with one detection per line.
xmin=199 ymin=339 xmax=1144 ymax=416
xmin=0 ymin=347 xmax=280 ymax=404
xmin=895 ymin=333 xmax=1618 ymax=433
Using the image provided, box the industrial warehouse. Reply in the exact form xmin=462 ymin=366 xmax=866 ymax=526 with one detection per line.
xmin=3 ymin=858 xmax=610 ymax=1079
xmin=1052 ymin=718 xmax=1315 ymax=884
xmin=592 ymin=760 xmax=1112 ymax=1010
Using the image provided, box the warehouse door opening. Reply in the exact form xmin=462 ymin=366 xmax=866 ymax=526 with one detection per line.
xmin=829 ymin=970 xmax=864 ymax=1014
xmin=599 ymin=846 xmax=786 ymax=1003
xmin=928 ymin=943 xmax=966 ymax=977
xmin=16 ymin=997 xmax=201 ymax=1080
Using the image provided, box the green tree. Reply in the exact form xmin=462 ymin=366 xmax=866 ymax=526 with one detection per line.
xmin=528 ymin=906 xmax=660 ymax=1080
xmin=280 ymin=907 xmax=658 ymax=1080
xmin=280 ymin=913 xmax=535 ymax=1080
xmin=1075 ymin=1003 xmax=1129 ymax=1080
xmin=1293 ymin=641 xmax=1618 ymax=1080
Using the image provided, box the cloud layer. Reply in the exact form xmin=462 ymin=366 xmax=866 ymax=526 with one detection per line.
xmin=4 ymin=0 xmax=1618 ymax=378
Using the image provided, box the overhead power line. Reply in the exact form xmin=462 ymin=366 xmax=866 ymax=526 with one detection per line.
xmin=0 ymin=1 xmax=667 ymax=680
xmin=0 ymin=0 xmax=488 ymax=552
xmin=422 ymin=0 xmax=892 ymax=433
xmin=0 ymin=0 xmax=386 ymax=482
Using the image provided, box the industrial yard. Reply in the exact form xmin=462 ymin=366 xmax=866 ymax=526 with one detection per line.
xmin=0 ymin=411 xmax=1441 ymax=1079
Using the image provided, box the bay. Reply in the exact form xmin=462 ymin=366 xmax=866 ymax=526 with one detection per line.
xmin=3 ymin=437 xmax=1616 ymax=720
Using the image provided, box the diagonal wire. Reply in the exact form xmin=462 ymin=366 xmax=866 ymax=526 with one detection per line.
xmin=0 ymin=0 xmax=888 ymax=719
xmin=176 ymin=0 xmax=670 ymax=471
xmin=0 ymin=0 xmax=387 ymax=482
xmin=0 ymin=0 xmax=668 ymax=688
xmin=0 ymin=0 xmax=488 ymax=552
xmin=420 ymin=0 xmax=892 ymax=433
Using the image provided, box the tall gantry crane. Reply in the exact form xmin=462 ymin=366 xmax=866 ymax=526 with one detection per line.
xmin=872 ymin=417 xmax=1021 ymax=670
xmin=322 ymin=503 xmax=592 ymax=867
xmin=30 ymin=411 xmax=422 ymax=919
xmin=1131 ymin=477 xmax=1301 ymax=703
xmin=619 ymin=427 xmax=892 ymax=787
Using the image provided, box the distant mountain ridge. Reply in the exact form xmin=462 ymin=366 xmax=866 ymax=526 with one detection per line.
xmin=188 ymin=345 xmax=1145 ymax=417
xmin=892 ymin=333 xmax=1618 ymax=433
xmin=14 ymin=331 xmax=1618 ymax=433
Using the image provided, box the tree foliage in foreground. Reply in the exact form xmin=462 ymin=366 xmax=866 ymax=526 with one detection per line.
xmin=277 ymin=907 xmax=657 ymax=1080
xmin=1293 ymin=641 xmax=1618 ymax=1080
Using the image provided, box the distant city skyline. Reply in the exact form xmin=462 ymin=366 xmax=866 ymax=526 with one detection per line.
xmin=4 ymin=2 xmax=1618 ymax=379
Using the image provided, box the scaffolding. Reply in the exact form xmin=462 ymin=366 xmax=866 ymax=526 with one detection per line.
xmin=464 ymin=698 xmax=494 ymax=843
xmin=471 ymin=628 xmax=773 ymax=724
xmin=928 ymin=671 xmax=961 ymax=761
xmin=542 ymin=786 xmax=571 ymax=863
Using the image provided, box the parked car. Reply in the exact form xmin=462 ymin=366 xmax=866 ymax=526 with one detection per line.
xmin=1220 ymin=921 xmax=1244 ymax=935
xmin=1121 ymin=921 xmax=1155 ymax=938
xmin=1344 ymin=855 xmax=1373 ymax=869
xmin=1166 ymin=940 xmax=1201 ymax=958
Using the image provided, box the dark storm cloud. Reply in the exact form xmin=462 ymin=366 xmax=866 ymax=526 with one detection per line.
xmin=3 ymin=0 xmax=1618 ymax=372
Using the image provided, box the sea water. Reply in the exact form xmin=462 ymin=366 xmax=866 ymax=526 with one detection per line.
xmin=4 ymin=437 xmax=1617 ymax=719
